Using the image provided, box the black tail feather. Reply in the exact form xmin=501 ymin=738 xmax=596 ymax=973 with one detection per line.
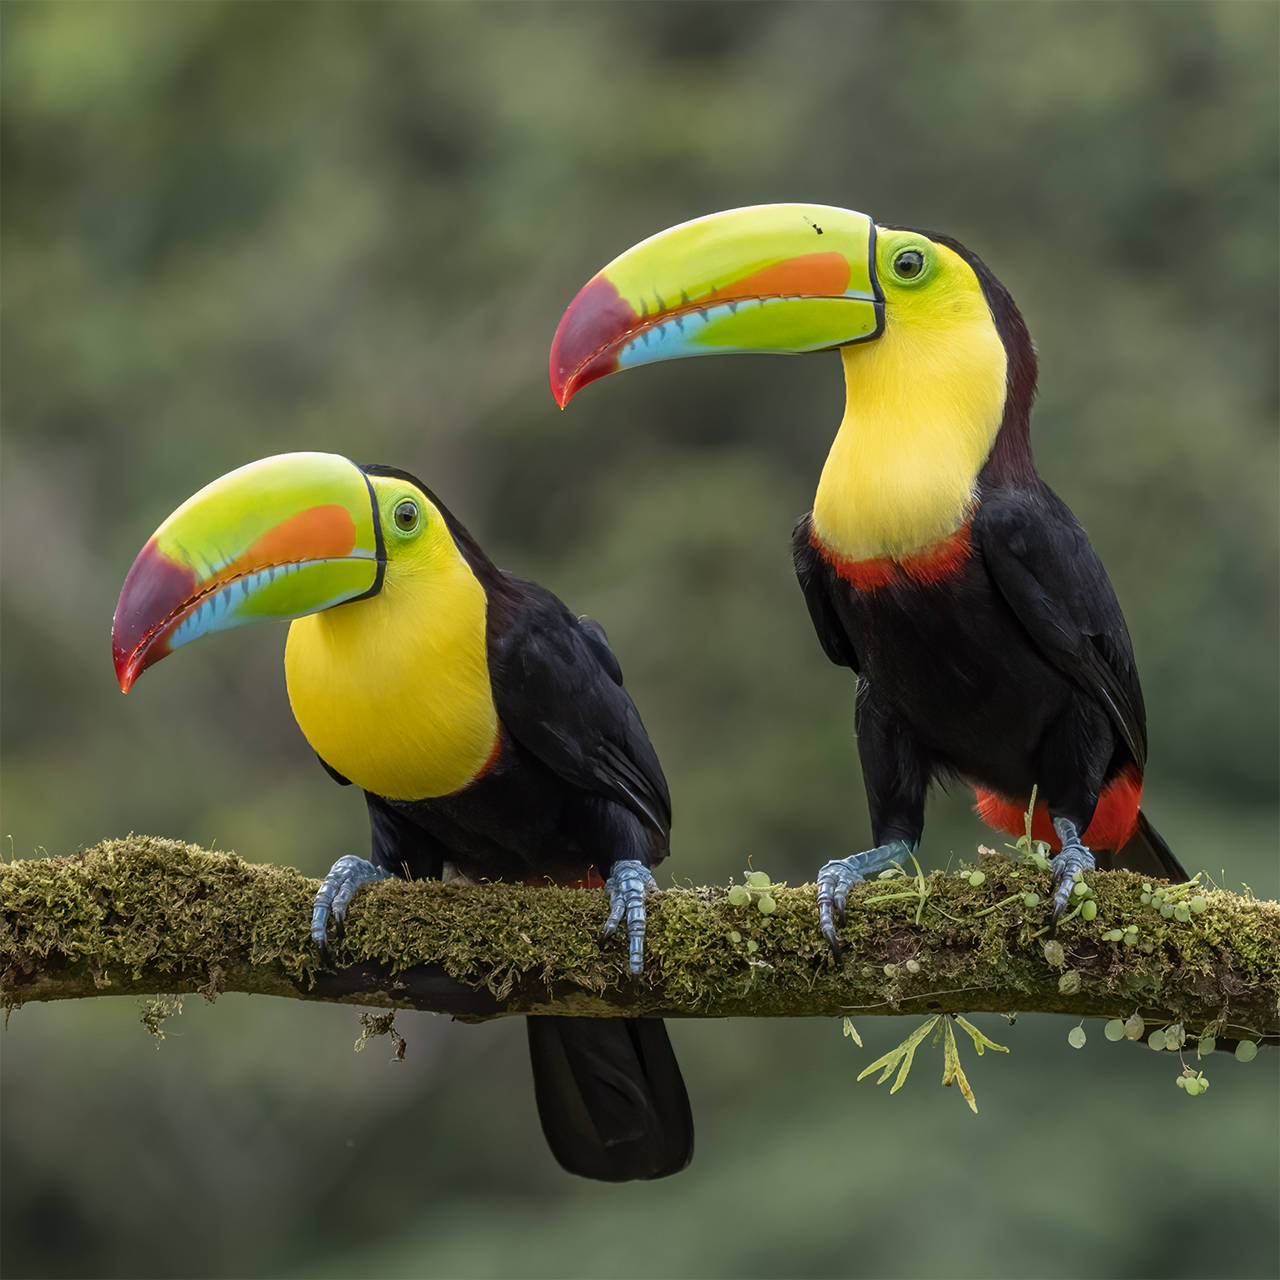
xmin=526 ymin=1016 xmax=693 ymax=1181
xmin=1107 ymin=810 xmax=1188 ymax=883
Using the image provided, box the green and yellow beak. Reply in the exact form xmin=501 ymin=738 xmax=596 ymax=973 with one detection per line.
xmin=549 ymin=203 xmax=883 ymax=406
xmin=112 ymin=452 xmax=383 ymax=692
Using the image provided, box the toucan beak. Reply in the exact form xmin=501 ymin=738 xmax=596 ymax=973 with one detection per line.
xmin=112 ymin=452 xmax=383 ymax=692
xmin=549 ymin=203 xmax=884 ymax=407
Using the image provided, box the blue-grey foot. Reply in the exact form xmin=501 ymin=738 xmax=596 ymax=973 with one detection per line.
xmin=817 ymin=840 xmax=912 ymax=955
xmin=1050 ymin=817 xmax=1096 ymax=919
xmin=311 ymin=855 xmax=393 ymax=947
xmin=603 ymin=859 xmax=657 ymax=976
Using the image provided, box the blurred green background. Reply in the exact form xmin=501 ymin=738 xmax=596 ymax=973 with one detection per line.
xmin=3 ymin=3 xmax=1277 ymax=1278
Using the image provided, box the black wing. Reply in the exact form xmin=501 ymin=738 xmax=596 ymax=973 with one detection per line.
xmin=792 ymin=514 xmax=860 ymax=671
xmin=977 ymin=485 xmax=1147 ymax=771
xmin=488 ymin=581 xmax=671 ymax=837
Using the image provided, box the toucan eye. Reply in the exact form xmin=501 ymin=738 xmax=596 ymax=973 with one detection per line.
xmin=393 ymin=500 xmax=419 ymax=532
xmin=892 ymin=248 xmax=926 ymax=281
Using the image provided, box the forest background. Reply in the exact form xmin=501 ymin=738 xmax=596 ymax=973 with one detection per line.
xmin=3 ymin=4 xmax=1277 ymax=1278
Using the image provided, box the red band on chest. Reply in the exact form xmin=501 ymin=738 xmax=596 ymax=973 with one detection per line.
xmin=974 ymin=765 xmax=1143 ymax=852
xmin=813 ymin=523 xmax=973 ymax=591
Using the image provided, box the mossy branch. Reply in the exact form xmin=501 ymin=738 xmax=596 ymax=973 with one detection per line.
xmin=2 ymin=836 xmax=1277 ymax=1041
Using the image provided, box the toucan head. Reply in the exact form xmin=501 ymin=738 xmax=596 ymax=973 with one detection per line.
xmin=549 ymin=202 xmax=1034 ymax=421
xmin=112 ymin=452 xmax=466 ymax=692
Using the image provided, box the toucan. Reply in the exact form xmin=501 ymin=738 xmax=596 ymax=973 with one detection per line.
xmin=549 ymin=203 xmax=1187 ymax=949
xmin=111 ymin=451 xmax=693 ymax=1180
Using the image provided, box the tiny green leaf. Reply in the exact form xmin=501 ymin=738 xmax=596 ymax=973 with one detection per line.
xmin=1081 ymin=900 xmax=1097 ymax=921
xmin=1235 ymin=1041 xmax=1259 ymax=1063
xmin=1058 ymin=971 xmax=1082 ymax=995
xmin=1068 ymin=1026 xmax=1087 ymax=1049
xmin=1023 ymin=893 xmax=1040 ymax=909
xmin=842 ymin=1017 xmax=862 ymax=1047
xmin=746 ymin=871 xmax=771 ymax=889
xmin=1124 ymin=1013 xmax=1145 ymax=1040
xmin=756 ymin=893 xmax=777 ymax=915
xmin=727 ymin=885 xmax=750 ymax=907
xmin=1104 ymin=1020 xmax=1126 ymax=1041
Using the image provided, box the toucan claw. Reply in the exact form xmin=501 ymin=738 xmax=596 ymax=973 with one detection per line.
xmin=817 ymin=841 xmax=912 ymax=956
xmin=603 ymin=859 xmax=657 ymax=976
xmin=311 ymin=854 xmax=393 ymax=948
xmin=1049 ymin=820 xmax=1097 ymax=920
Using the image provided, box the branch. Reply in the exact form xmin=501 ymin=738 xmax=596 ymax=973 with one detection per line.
xmin=2 ymin=836 xmax=1277 ymax=1040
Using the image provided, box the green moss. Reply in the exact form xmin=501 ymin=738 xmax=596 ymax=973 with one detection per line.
xmin=1 ymin=838 xmax=1277 ymax=1039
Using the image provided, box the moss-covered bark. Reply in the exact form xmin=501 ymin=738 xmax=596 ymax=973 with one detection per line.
xmin=2 ymin=836 xmax=1277 ymax=1039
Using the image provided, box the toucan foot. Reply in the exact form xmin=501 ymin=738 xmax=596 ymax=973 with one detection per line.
xmin=603 ymin=859 xmax=657 ymax=976
xmin=817 ymin=840 xmax=912 ymax=956
xmin=1050 ymin=819 xmax=1096 ymax=919
xmin=311 ymin=855 xmax=393 ymax=947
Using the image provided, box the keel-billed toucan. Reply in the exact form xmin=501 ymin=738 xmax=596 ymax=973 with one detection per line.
xmin=112 ymin=451 xmax=693 ymax=1181
xmin=549 ymin=203 xmax=1186 ymax=948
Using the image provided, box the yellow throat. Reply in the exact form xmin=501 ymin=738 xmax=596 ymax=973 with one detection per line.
xmin=812 ymin=247 xmax=1009 ymax=563
xmin=284 ymin=509 xmax=499 ymax=801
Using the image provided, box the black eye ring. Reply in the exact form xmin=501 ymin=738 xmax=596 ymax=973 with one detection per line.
xmin=393 ymin=499 xmax=419 ymax=532
xmin=892 ymin=248 xmax=926 ymax=281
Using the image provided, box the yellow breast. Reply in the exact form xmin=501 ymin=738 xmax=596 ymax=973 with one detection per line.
xmin=284 ymin=546 xmax=499 ymax=801
xmin=812 ymin=252 xmax=1009 ymax=563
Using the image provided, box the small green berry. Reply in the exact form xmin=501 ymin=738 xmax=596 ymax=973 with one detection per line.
xmin=1023 ymin=893 xmax=1040 ymax=909
xmin=1235 ymin=1041 xmax=1259 ymax=1063
xmin=746 ymin=871 xmax=771 ymax=889
xmin=1072 ymin=881 xmax=1089 ymax=898
xmin=1124 ymin=1013 xmax=1145 ymax=1040
xmin=1189 ymin=896 xmax=1207 ymax=914
xmin=756 ymin=893 xmax=777 ymax=915
xmin=1104 ymin=1020 xmax=1126 ymax=1041
xmin=1081 ymin=900 xmax=1098 ymax=921
xmin=727 ymin=885 xmax=750 ymax=907
xmin=1068 ymin=1026 xmax=1087 ymax=1049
